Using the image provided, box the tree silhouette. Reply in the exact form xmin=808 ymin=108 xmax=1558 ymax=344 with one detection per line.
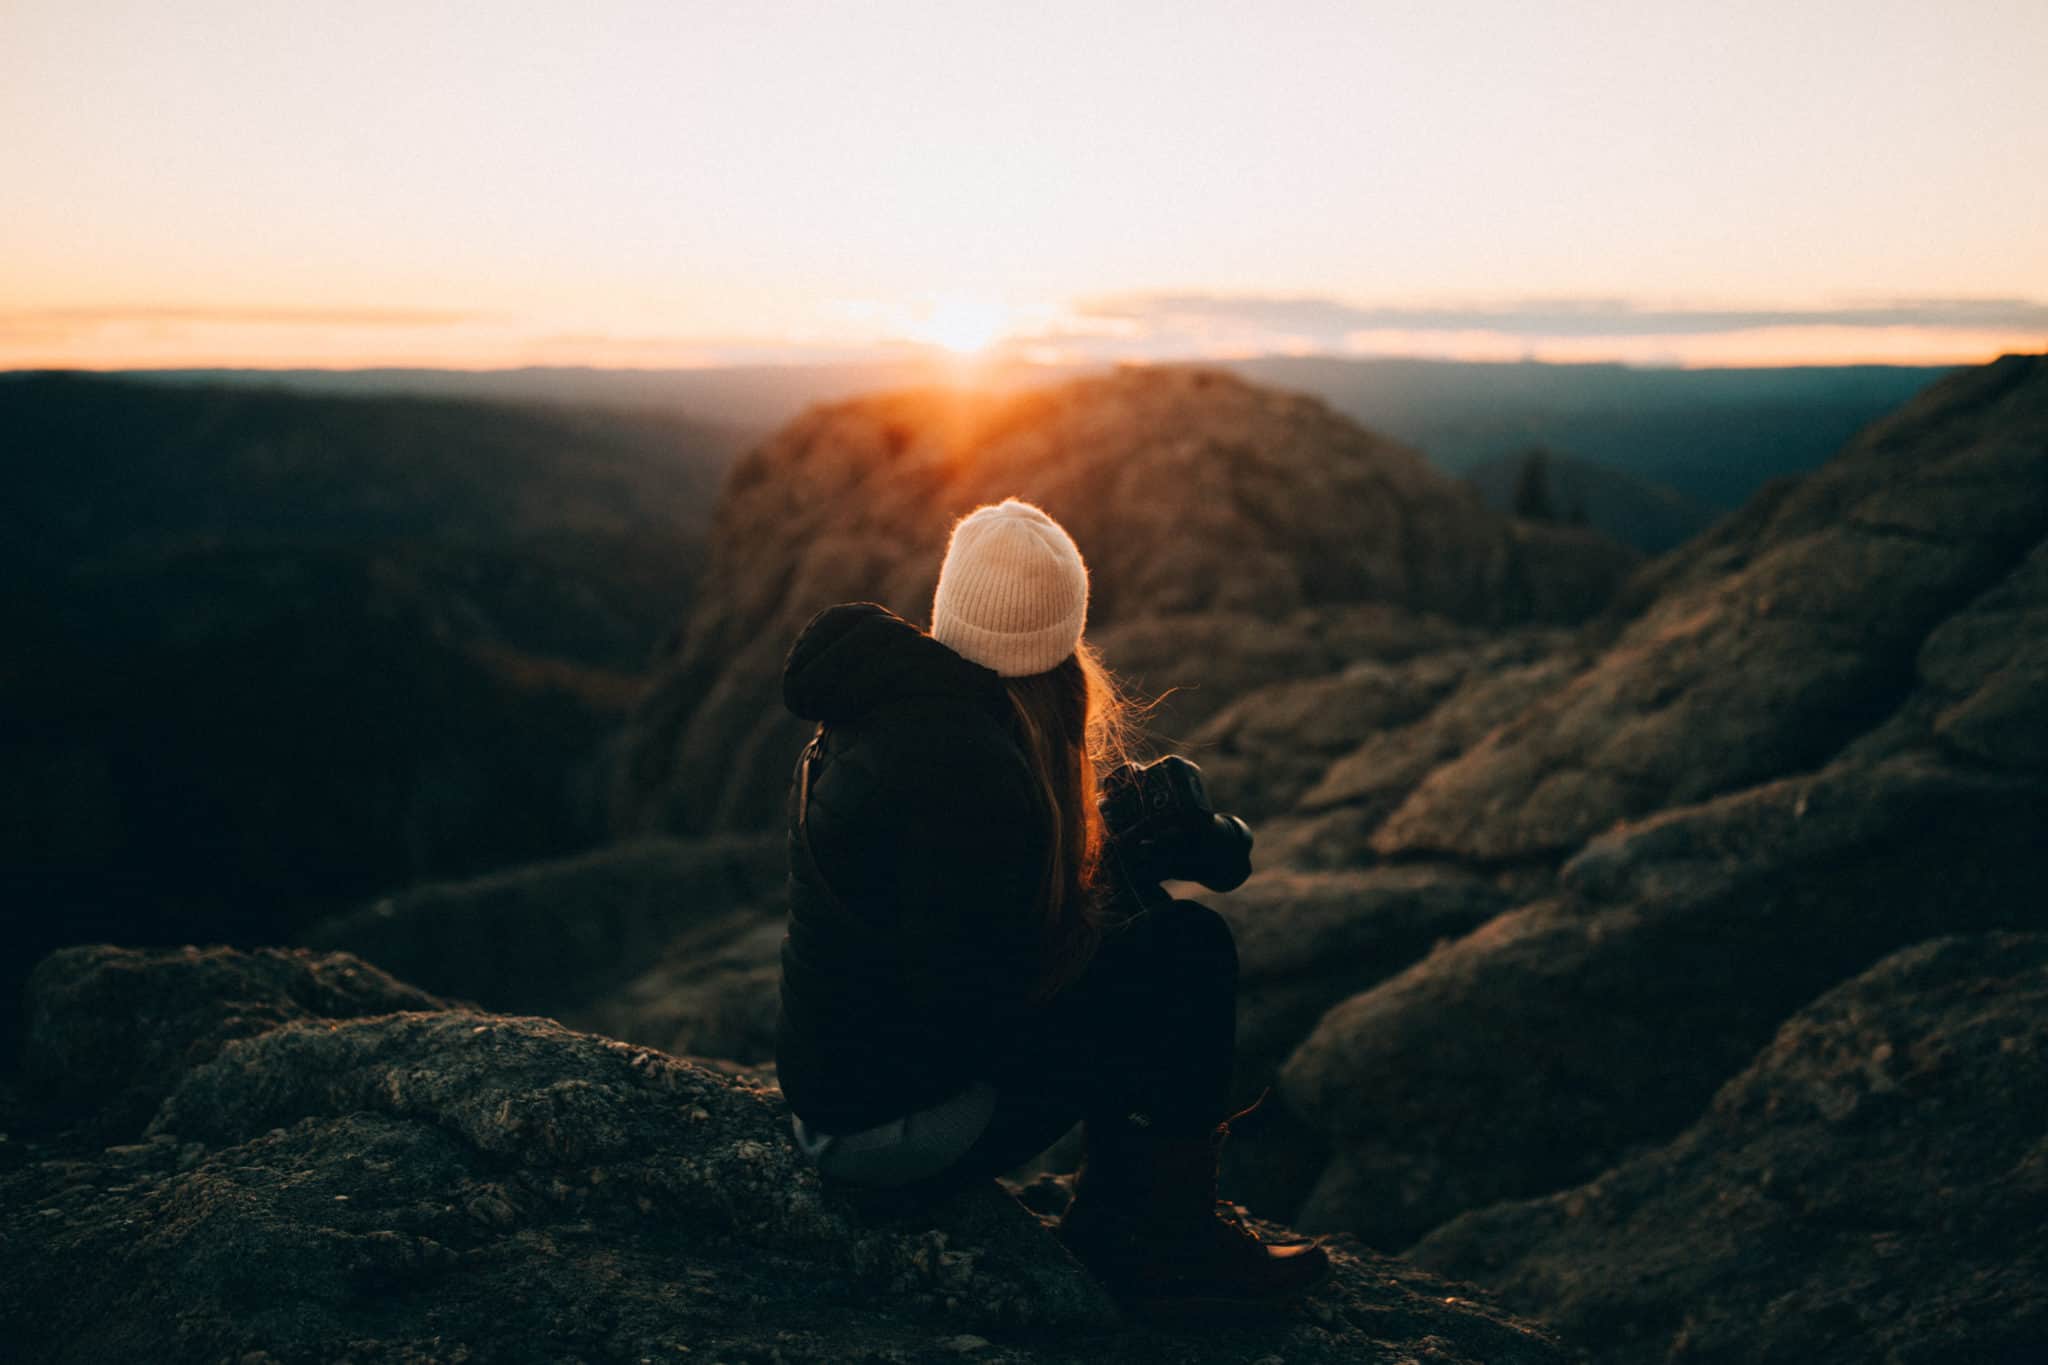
xmin=1512 ymin=448 xmax=1557 ymax=522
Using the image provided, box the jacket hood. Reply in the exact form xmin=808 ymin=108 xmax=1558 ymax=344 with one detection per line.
xmin=783 ymin=601 xmax=1013 ymax=725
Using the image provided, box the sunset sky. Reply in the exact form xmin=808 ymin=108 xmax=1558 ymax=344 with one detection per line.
xmin=5 ymin=0 xmax=2046 ymax=370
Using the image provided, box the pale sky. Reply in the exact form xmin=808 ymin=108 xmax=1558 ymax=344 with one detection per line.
xmin=4 ymin=0 xmax=2045 ymax=369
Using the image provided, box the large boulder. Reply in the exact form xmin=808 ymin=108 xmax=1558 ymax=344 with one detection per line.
xmin=1 ymin=944 xmax=1567 ymax=1365
xmin=1279 ymin=750 xmax=2048 ymax=1248
xmin=1207 ymin=863 xmax=1520 ymax=1223
xmin=1411 ymin=933 xmax=2048 ymax=1365
xmin=1218 ymin=865 xmax=1516 ymax=1096
xmin=1185 ymin=628 xmax=1568 ymax=822
xmin=613 ymin=366 xmax=1637 ymax=835
xmin=1247 ymin=642 xmax=1588 ymax=875
xmin=1092 ymin=601 xmax=1486 ymax=739
xmin=1841 ymin=534 xmax=2048 ymax=771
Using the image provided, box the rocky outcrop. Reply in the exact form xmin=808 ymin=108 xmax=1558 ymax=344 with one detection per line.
xmin=1193 ymin=627 xmax=1575 ymax=823
xmin=1410 ymin=933 xmax=2048 ymax=1365
xmin=613 ymin=366 xmax=1638 ymax=835
xmin=1260 ymin=355 xmax=2048 ymax=1248
xmin=1281 ymin=747 xmax=2048 ymax=1248
xmin=1091 ymin=601 xmax=1487 ymax=739
xmin=21 ymin=944 xmax=447 ymax=1137
xmin=1 ymin=944 xmax=1566 ymax=1365
xmin=1217 ymin=865 xmax=1516 ymax=1094
xmin=1369 ymin=353 xmax=2048 ymax=862
xmin=1203 ymin=863 xmax=1521 ymax=1223
xmin=1841 ymin=533 xmax=2048 ymax=771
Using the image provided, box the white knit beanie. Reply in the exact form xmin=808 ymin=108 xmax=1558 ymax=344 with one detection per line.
xmin=930 ymin=498 xmax=1090 ymax=677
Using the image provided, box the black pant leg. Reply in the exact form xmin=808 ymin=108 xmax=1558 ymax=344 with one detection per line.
xmin=1109 ymin=896 xmax=1238 ymax=1134
xmin=941 ymin=896 xmax=1239 ymax=1187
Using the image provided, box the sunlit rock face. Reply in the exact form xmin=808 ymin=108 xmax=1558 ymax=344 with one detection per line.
xmin=1274 ymin=354 xmax=2048 ymax=1255
xmin=1 ymin=944 xmax=1567 ymax=1365
xmin=1368 ymin=353 xmax=2048 ymax=863
xmin=611 ymin=365 xmax=1638 ymax=835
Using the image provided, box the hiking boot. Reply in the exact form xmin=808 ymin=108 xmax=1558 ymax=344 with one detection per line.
xmin=1057 ymin=1181 xmax=1331 ymax=1311
xmin=1055 ymin=1093 xmax=1330 ymax=1313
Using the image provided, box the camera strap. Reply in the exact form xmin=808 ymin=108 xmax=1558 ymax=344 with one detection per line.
xmin=796 ymin=730 xmax=821 ymax=832
xmin=791 ymin=727 xmax=850 ymax=915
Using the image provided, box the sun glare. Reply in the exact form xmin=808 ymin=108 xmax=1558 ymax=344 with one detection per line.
xmin=906 ymin=296 xmax=1012 ymax=355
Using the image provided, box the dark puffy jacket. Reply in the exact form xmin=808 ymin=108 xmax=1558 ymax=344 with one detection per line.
xmin=774 ymin=602 xmax=1051 ymax=1135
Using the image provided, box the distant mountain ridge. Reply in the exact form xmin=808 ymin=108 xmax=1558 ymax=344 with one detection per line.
xmin=90 ymin=354 xmax=1953 ymax=510
xmin=106 ymin=358 xmax=1053 ymax=434
xmin=1232 ymin=355 xmax=1953 ymax=506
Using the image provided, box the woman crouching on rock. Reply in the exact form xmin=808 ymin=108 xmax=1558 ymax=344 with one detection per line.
xmin=774 ymin=497 xmax=1329 ymax=1313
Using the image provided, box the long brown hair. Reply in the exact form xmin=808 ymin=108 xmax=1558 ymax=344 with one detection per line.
xmin=1004 ymin=638 xmax=1144 ymax=1000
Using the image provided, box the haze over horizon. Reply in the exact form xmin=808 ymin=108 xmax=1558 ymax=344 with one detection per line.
xmin=6 ymin=0 xmax=2046 ymax=372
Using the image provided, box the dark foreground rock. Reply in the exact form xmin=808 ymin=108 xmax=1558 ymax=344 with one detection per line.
xmin=1 ymin=944 xmax=1566 ymax=1365
xmin=21 ymin=943 xmax=449 ymax=1138
xmin=1411 ymin=933 xmax=2048 ymax=1365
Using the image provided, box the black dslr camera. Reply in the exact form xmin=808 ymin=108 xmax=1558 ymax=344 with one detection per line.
xmin=1098 ymin=755 xmax=1254 ymax=893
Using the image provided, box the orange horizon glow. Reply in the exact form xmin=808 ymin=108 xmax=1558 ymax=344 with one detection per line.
xmin=4 ymin=313 xmax=2040 ymax=374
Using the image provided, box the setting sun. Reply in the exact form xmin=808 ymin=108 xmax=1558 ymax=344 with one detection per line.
xmin=904 ymin=297 xmax=1013 ymax=355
